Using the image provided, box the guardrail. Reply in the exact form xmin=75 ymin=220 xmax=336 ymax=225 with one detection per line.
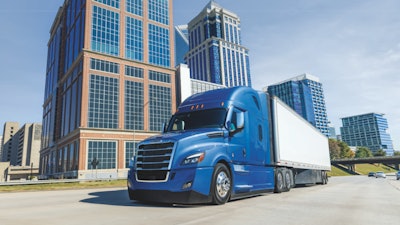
xmin=0 ymin=178 xmax=121 ymax=186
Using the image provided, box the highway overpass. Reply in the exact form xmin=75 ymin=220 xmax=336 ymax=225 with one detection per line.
xmin=331 ymin=156 xmax=400 ymax=172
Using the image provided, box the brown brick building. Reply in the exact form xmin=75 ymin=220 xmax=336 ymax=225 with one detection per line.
xmin=40 ymin=0 xmax=176 ymax=179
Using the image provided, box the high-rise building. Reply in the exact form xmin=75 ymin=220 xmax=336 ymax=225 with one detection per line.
xmin=15 ymin=124 xmax=42 ymax=167
xmin=328 ymin=124 xmax=337 ymax=140
xmin=340 ymin=113 xmax=394 ymax=156
xmin=175 ymin=25 xmax=189 ymax=66
xmin=1 ymin=122 xmax=19 ymax=163
xmin=40 ymin=0 xmax=176 ymax=179
xmin=185 ymin=1 xmax=251 ymax=87
xmin=1 ymin=122 xmax=41 ymax=167
xmin=264 ymin=74 xmax=329 ymax=136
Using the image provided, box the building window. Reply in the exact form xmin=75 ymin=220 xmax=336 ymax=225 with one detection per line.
xmin=125 ymin=81 xmax=144 ymax=130
xmin=126 ymin=0 xmax=142 ymax=16
xmin=60 ymin=63 xmax=83 ymax=137
xmin=149 ymin=70 xmax=170 ymax=83
xmin=64 ymin=0 xmax=85 ymax=74
xmin=148 ymin=0 xmax=169 ymax=25
xmin=148 ymin=24 xmax=170 ymax=67
xmin=149 ymin=85 xmax=171 ymax=131
xmin=90 ymin=58 xmax=120 ymax=74
xmin=125 ymin=65 xmax=143 ymax=78
xmin=88 ymin=141 xmax=117 ymax=169
xmin=88 ymin=74 xmax=119 ymax=129
xmin=125 ymin=16 xmax=143 ymax=61
xmin=94 ymin=0 xmax=120 ymax=9
xmin=91 ymin=6 xmax=120 ymax=56
xmin=125 ymin=141 xmax=138 ymax=168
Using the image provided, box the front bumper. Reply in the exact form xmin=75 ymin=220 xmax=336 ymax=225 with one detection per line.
xmin=128 ymin=189 xmax=211 ymax=204
xmin=127 ymin=166 xmax=214 ymax=204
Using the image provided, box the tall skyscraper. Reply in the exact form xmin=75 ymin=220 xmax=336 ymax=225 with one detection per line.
xmin=185 ymin=1 xmax=251 ymax=87
xmin=174 ymin=25 xmax=189 ymax=66
xmin=340 ymin=113 xmax=394 ymax=156
xmin=40 ymin=0 xmax=176 ymax=179
xmin=265 ymin=74 xmax=330 ymax=136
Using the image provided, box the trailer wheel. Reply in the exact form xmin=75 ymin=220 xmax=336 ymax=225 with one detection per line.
xmin=322 ymin=172 xmax=328 ymax=185
xmin=284 ymin=170 xmax=292 ymax=191
xmin=274 ymin=170 xmax=284 ymax=193
xmin=211 ymin=163 xmax=231 ymax=205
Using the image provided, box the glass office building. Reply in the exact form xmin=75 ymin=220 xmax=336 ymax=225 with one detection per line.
xmin=185 ymin=1 xmax=251 ymax=87
xmin=40 ymin=0 xmax=176 ymax=179
xmin=265 ymin=74 xmax=330 ymax=136
xmin=174 ymin=25 xmax=189 ymax=66
xmin=340 ymin=113 xmax=394 ymax=156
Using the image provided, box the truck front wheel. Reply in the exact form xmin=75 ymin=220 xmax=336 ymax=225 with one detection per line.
xmin=211 ymin=163 xmax=231 ymax=205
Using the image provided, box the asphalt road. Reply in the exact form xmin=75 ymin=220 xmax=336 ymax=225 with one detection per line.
xmin=1 ymin=176 xmax=399 ymax=225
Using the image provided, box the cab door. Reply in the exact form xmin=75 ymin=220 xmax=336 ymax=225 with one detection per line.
xmin=226 ymin=107 xmax=247 ymax=163
xmin=225 ymin=107 xmax=252 ymax=192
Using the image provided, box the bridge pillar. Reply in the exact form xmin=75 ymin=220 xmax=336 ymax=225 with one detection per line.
xmin=395 ymin=164 xmax=399 ymax=170
xmin=347 ymin=164 xmax=356 ymax=172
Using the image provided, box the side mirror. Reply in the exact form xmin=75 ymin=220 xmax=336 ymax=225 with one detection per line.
xmin=236 ymin=111 xmax=244 ymax=130
xmin=226 ymin=108 xmax=244 ymax=134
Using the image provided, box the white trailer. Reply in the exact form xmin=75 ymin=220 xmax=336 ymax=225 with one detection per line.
xmin=270 ymin=96 xmax=331 ymax=187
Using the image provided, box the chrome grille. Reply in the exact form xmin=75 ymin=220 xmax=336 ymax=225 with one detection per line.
xmin=135 ymin=142 xmax=174 ymax=181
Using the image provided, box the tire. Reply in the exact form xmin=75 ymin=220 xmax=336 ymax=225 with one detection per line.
xmin=274 ymin=170 xmax=284 ymax=193
xmin=323 ymin=172 xmax=328 ymax=185
xmin=284 ymin=170 xmax=292 ymax=191
xmin=128 ymin=188 xmax=134 ymax=200
xmin=211 ymin=163 xmax=232 ymax=205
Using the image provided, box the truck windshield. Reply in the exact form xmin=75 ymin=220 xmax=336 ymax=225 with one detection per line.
xmin=167 ymin=108 xmax=227 ymax=132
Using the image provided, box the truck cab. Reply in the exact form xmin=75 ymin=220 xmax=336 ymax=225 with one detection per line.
xmin=127 ymin=86 xmax=275 ymax=204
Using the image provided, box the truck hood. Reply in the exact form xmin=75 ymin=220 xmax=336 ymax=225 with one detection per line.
xmin=141 ymin=128 xmax=225 ymax=144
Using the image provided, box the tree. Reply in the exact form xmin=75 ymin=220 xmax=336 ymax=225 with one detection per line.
xmin=394 ymin=151 xmax=400 ymax=156
xmin=329 ymin=139 xmax=355 ymax=159
xmin=373 ymin=149 xmax=386 ymax=157
xmin=338 ymin=140 xmax=355 ymax=158
xmin=329 ymin=139 xmax=340 ymax=160
xmin=355 ymin=146 xmax=373 ymax=158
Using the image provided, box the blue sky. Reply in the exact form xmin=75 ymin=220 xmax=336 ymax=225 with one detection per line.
xmin=0 ymin=0 xmax=399 ymax=151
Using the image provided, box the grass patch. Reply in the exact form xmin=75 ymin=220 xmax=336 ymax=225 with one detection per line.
xmin=328 ymin=165 xmax=352 ymax=177
xmin=0 ymin=179 xmax=126 ymax=193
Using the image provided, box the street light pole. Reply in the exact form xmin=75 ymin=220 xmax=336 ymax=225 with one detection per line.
xmin=30 ymin=162 xmax=33 ymax=180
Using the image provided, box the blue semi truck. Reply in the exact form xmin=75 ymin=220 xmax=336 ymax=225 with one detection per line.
xmin=127 ymin=86 xmax=331 ymax=204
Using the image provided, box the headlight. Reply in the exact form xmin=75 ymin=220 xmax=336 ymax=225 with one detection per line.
xmin=182 ymin=152 xmax=205 ymax=165
xmin=128 ymin=156 xmax=135 ymax=168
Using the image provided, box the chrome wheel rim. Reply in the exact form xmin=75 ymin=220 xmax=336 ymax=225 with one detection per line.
xmin=216 ymin=171 xmax=230 ymax=198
